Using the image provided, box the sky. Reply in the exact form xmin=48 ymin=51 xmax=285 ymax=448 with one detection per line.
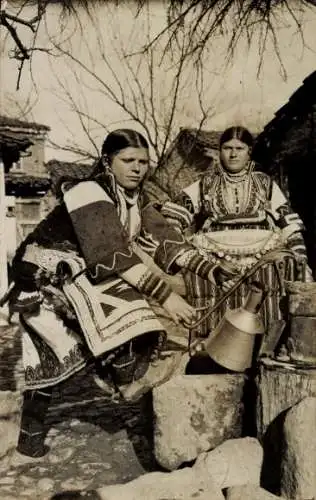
xmin=1 ymin=1 xmax=316 ymax=162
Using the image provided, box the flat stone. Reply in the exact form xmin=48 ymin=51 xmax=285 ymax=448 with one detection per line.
xmin=97 ymin=468 xmax=224 ymax=500
xmin=61 ymin=478 xmax=92 ymax=491
xmin=0 ymin=420 xmax=20 ymax=459
xmin=48 ymin=447 xmax=74 ymax=464
xmin=19 ymin=476 xmax=34 ymax=486
xmin=153 ymin=374 xmax=245 ymax=470
xmin=193 ymin=437 xmax=263 ymax=489
xmin=37 ymin=478 xmax=54 ymax=491
xmin=0 ymin=476 xmax=15 ymax=485
xmin=0 ymin=391 xmax=22 ymax=418
xmin=281 ymin=396 xmax=316 ymax=500
xmin=226 ymin=485 xmax=287 ymax=499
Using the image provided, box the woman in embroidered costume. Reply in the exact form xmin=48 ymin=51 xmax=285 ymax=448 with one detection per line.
xmin=161 ymin=126 xmax=313 ymax=338
xmin=6 ymin=129 xmax=238 ymax=459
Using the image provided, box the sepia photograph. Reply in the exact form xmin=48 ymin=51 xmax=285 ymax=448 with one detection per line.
xmin=0 ymin=1 xmax=316 ymax=498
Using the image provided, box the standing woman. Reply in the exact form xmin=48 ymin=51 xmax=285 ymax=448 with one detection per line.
xmin=161 ymin=126 xmax=312 ymax=337
xmin=7 ymin=129 xmax=238 ymax=459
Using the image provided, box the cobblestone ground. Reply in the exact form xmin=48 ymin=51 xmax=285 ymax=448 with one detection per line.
xmin=0 ymin=366 xmax=159 ymax=500
xmin=0 ymin=322 xmax=187 ymax=500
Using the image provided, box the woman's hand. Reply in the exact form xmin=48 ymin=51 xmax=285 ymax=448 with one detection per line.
xmin=209 ymin=260 xmax=240 ymax=286
xmin=162 ymin=291 xmax=197 ymax=325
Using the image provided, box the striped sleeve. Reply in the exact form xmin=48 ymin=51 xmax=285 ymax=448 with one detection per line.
xmin=270 ymin=181 xmax=307 ymax=259
xmin=286 ymin=232 xmax=308 ymax=258
xmin=175 ymin=248 xmax=219 ymax=283
xmin=140 ymin=203 xmax=195 ymax=274
xmin=160 ymin=199 xmax=194 ymax=233
xmin=160 ymin=180 xmax=201 ymax=232
xmin=119 ymin=263 xmax=172 ymax=305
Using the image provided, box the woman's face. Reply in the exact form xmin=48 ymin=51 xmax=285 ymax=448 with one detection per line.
xmin=107 ymin=147 xmax=149 ymax=191
xmin=220 ymin=138 xmax=250 ymax=174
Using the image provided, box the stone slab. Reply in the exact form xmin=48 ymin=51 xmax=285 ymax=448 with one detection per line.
xmin=193 ymin=437 xmax=263 ymax=489
xmin=281 ymin=396 xmax=316 ymax=500
xmin=153 ymin=373 xmax=245 ymax=470
xmin=226 ymin=485 xmax=287 ymax=499
xmin=97 ymin=468 xmax=224 ymax=500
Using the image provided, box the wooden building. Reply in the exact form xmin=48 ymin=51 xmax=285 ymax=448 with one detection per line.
xmin=0 ymin=115 xmax=51 ymax=245
xmin=253 ymin=70 xmax=316 ymax=274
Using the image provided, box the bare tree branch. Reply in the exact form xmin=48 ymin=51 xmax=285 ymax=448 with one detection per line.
xmin=2 ymin=0 xmax=316 ymax=87
xmin=3 ymin=0 xmax=315 ymax=166
xmin=29 ymin=2 xmax=220 ymax=165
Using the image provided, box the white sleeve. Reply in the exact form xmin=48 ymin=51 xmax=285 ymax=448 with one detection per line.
xmin=270 ymin=181 xmax=288 ymax=212
xmin=182 ymin=180 xmax=202 ymax=214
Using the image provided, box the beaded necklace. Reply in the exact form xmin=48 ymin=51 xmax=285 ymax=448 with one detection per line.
xmin=219 ymin=161 xmax=254 ymax=215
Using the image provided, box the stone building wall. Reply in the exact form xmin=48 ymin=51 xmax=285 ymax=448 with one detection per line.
xmin=20 ymin=135 xmax=48 ymax=177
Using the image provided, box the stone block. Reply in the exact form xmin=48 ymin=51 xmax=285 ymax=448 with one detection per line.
xmin=226 ymin=485 xmax=287 ymax=500
xmin=193 ymin=437 xmax=263 ymax=489
xmin=98 ymin=468 xmax=225 ymax=500
xmin=286 ymin=281 xmax=316 ymax=316
xmin=281 ymin=396 xmax=316 ymax=500
xmin=153 ymin=374 xmax=245 ymax=470
xmin=287 ymin=316 xmax=316 ymax=364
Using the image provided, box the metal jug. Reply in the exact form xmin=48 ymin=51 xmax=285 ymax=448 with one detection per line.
xmin=204 ymin=281 xmax=266 ymax=372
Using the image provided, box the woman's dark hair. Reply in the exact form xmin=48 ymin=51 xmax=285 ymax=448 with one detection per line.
xmin=219 ymin=126 xmax=254 ymax=149
xmin=55 ymin=129 xmax=149 ymax=199
xmin=101 ymin=129 xmax=149 ymax=159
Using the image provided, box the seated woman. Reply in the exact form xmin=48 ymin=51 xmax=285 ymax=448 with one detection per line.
xmin=6 ymin=128 xmax=238 ymax=459
xmin=161 ymin=125 xmax=313 ymax=338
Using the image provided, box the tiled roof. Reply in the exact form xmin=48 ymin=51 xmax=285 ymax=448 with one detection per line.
xmin=0 ymin=131 xmax=32 ymax=153
xmin=0 ymin=131 xmax=33 ymax=172
xmin=45 ymin=159 xmax=95 ymax=194
xmin=158 ymin=127 xmax=223 ymax=173
xmin=175 ymin=128 xmax=223 ymax=159
xmin=0 ymin=115 xmax=50 ymax=132
xmin=5 ymin=173 xmax=51 ymax=197
xmin=163 ymin=127 xmax=257 ymax=165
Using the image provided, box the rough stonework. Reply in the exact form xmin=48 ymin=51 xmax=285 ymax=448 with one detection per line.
xmin=192 ymin=437 xmax=263 ymax=489
xmin=226 ymin=485 xmax=287 ymax=500
xmin=95 ymin=437 xmax=262 ymax=500
xmin=152 ymin=374 xmax=245 ymax=470
xmin=288 ymin=316 xmax=316 ymax=363
xmin=281 ymin=397 xmax=316 ymax=500
xmin=286 ymin=281 xmax=316 ymax=316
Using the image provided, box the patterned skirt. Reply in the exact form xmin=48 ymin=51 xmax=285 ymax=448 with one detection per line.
xmin=17 ymin=252 xmax=164 ymax=391
xmin=20 ymin=274 xmax=164 ymax=391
